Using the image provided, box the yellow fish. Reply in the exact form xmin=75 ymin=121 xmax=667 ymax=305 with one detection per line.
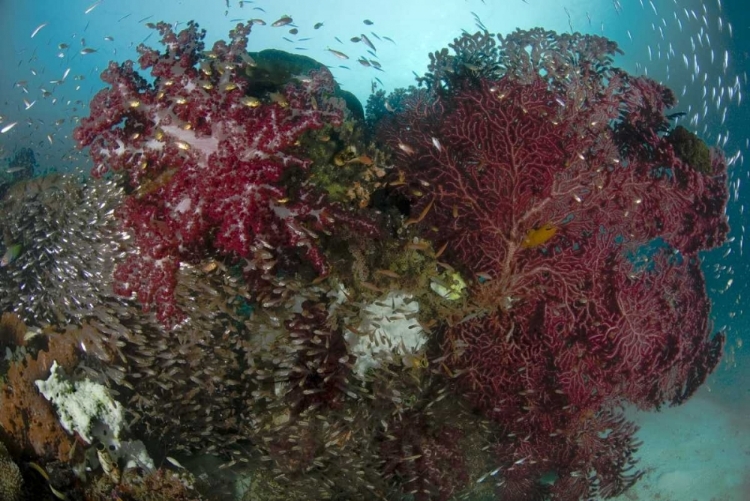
xmin=521 ymin=223 xmax=557 ymax=248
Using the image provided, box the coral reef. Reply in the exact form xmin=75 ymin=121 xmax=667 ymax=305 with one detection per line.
xmin=667 ymin=124 xmax=712 ymax=174
xmin=0 ymin=312 xmax=27 ymax=352
xmin=242 ymin=48 xmax=364 ymax=120
xmin=0 ymin=19 xmax=723 ymax=501
xmin=418 ymin=30 xmax=505 ymax=92
xmin=73 ymin=21 xmax=379 ymax=326
xmin=373 ymin=28 xmax=727 ymax=500
xmin=380 ymin=414 xmax=469 ymax=501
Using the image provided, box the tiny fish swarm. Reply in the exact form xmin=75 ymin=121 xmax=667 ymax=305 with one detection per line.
xmin=0 ymin=175 xmax=125 ymax=326
xmin=373 ymin=27 xmax=728 ymax=500
xmin=73 ymin=21 xmax=378 ymax=327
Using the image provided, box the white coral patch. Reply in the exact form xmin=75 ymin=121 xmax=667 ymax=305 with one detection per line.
xmin=36 ymin=361 xmax=155 ymax=471
xmin=36 ymin=361 xmax=124 ymax=444
xmin=345 ymin=291 xmax=426 ymax=376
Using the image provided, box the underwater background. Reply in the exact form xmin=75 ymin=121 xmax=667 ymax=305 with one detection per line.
xmin=0 ymin=0 xmax=747 ymax=500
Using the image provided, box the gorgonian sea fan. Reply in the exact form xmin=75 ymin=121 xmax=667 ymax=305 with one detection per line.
xmin=374 ymin=27 xmax=727 ymax=500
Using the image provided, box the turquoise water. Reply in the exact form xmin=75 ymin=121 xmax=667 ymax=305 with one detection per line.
xmin=0 ymin=0 xmax=750 ymax=500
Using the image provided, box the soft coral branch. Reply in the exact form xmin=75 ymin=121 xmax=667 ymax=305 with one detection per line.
xmin=75 ymin=22 xmax=371 ymax=326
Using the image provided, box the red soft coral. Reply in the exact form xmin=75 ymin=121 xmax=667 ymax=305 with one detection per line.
xmin=75 ymin=22 xmax=370 ymax=326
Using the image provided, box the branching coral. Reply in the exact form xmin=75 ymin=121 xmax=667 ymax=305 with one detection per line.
xmin=374 ymin=27 xmax=727 ymax=500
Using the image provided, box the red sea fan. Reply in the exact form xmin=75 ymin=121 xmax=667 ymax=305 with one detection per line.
xmin=374 ymin=28 xmax=728 ymax=500
xmin=380 ymin=415 xmax=469 ymax=501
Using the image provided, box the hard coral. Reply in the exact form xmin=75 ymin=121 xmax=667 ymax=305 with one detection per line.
xmin=0 ymin=442 xmax=23 ymax=501
xmin=74 ymin=21 xmax=377 ymax=326
xmin=85 ymin=467 xmax=205 ymax=501
xmin=667 ymin=125 xmax=712 ymax=174
xmin=0 ymin=312 xmax=26 ymax=352
xmin=0 ymin=333 xmax=79 ymax=462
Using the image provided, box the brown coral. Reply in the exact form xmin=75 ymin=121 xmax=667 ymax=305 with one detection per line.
xmin=0 ymin=313 xmax=27 ymax=351
xmin=0 ymin=333 xmax=79 ymax=462
xmin=85 ymin=467 xmax=205 ymax=501
xmin=0 ymin=441 xmax=23 ymax=501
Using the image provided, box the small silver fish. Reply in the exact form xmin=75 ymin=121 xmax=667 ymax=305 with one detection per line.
xmin=166 ymin=456 xmax=186 ymax=469
xmin=398 ymin=142 xmax=415 ymax=155
xmin=271 ymin=15 xmax=293 ymax=27
xmin=360 ymin=33 xmax=376 ymax=52
xmin=31 ymin=22 xmax=48 ymax=38
xmin=1 ymin=122 xmax=18 ymax=134
xmin=84 ymin=1 xmax=101 ymax=14
xmin=326 ymin=47 xmax=349 ymax=59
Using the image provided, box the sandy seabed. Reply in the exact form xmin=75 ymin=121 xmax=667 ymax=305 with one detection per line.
xmin=611 ymin=383 xmax=750 ymax=501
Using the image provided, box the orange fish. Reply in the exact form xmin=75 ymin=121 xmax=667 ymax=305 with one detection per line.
xmin=521 ymin=223 xmax=557 ymax=248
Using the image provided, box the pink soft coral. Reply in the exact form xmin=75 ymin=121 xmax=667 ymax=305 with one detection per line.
xmin=75 ymin=22 xmax=371 ymax=325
